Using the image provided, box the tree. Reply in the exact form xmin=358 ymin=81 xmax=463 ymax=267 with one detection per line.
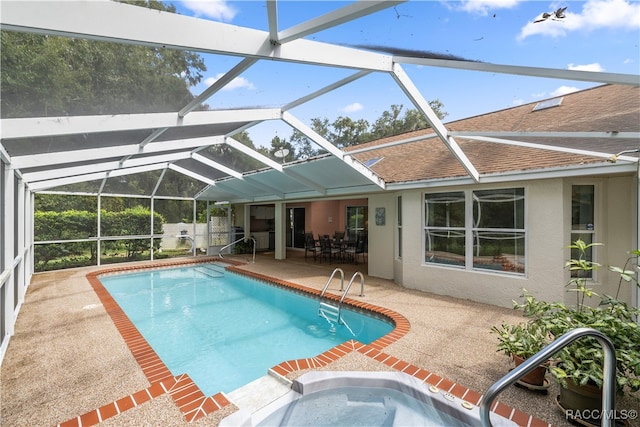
xmin=369 ymin=103 xmax=447 ymax=139
xmin=1 ymin=0 xmax=206 ymax=118
xmin=289 ymin=102 xmax=448 ymax=159
xmin=2 ymin=1 xmax=220 ymax=208
xmin=205 ymin=131 xmax=265 ymax=173
xmin=331 ymin=116 xmax=370 ymax=148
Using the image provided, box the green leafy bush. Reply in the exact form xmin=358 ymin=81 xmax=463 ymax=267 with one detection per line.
xmin=514 ymin=240 xmax=640 ymax=395
xmin=34 ymin=206 xmax=164 ymax=270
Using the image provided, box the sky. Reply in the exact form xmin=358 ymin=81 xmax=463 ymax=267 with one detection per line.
xmin=168 ymin=0 xmax=640 ymax=147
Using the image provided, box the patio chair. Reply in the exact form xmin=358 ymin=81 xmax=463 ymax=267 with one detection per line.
xmin=319 ymin=235 xmax=340 ymax=264
xmin=344 ymin=236 xmax=366 ymax=264
xmin=304 ymin=233 xmax=319 ymax=261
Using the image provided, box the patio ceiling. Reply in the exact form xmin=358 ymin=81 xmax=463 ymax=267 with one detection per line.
xmin=1 ymin=1 xmax=638 ymax=203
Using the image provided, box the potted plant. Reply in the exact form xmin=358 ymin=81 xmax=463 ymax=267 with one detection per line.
xmin=233 ymin=238 xmax=252 ymax=254
xmin=491 ymin=319 xmax=550 ymax=389
xmin=514 ymin=240 xmax=640 ymax=424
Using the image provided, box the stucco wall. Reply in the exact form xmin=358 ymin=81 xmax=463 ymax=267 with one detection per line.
xmin=380 ymin=176 xmax=637 ymax=309
xmin=396 ymin=179 xmax=568 ymax=308
xmin=564 ymin=175 xmax=636 ymax=305
xmin=305 ymin=200 xmax=342 ymax=238
xmin=367 ymin=193 xmax=396 ymax=279
xmin=602 ymin=176 xmax=635 ymax=302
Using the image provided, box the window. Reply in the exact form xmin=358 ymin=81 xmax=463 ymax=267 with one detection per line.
xmin=571 ymin=185 xmax=595 ymax=278
xmin=472 ymin=188 xmax=525 ymax=273
xmin=396 ymin=196 xmax=402 ymax=259
xmin=425 ymin=188 xmax=526 ymax=274
xmin=364 ymin=157 xmax=382 ymax=167
xmin=346 ymin=206 xmax=367 ymax=242
xmin=532 ymin=97 xmax=563 ymax=111
xmin=425 ymin=191 xmax=466 ymax=267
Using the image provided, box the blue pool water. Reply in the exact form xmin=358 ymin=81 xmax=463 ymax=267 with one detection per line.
xmin=99 ymin=264 xmax=393 ymax=395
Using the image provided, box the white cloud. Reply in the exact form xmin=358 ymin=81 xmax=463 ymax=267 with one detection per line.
xmin=180 ymin=0 xmax=236 ymax=22
xmin=623 ymin=58 xmax=634 ymax=64
xmin=518 ymin=19 xmax=569 ymax=40
xmin=518 ymin=0 xmax=640 ymax=40
xmin=456 ymin=0 xmax=521 ymax=16
xmin=580 ymin=0 xmax=640 ymax=30
xmin=341 ymin=102 xmax=363 ymax=113
xmin=551 ymin=85 xmax=580 ymax=97
xmin=204 ymin=74 xmax=255 ymax=91
xmin=568 ymin=62 xmax=605 ymax=72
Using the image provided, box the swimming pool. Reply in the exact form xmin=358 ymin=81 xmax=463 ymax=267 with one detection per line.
xmin=99 ymin=263 xmax=393 ymax=395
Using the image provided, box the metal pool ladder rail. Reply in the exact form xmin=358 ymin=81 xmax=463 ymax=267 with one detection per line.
xmin=218 ymin=236 xmax=256 ymax=263
xmin=318 ymin=269 xmax=365 ymax=327
xmin=318 ymin=268 xmax=344 ymax=324
xmin=346 ymin=271 xmax=365 ymax=297
xmin=479 ymin=327 xmax=617 ymax=427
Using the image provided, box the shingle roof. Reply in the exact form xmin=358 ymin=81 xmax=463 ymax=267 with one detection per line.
xmin=350 ymin=84 xmax=639 ymax=184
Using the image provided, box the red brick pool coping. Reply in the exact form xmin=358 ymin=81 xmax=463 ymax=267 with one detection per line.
xmin=56 ymin=258 xmax=550 ymax=427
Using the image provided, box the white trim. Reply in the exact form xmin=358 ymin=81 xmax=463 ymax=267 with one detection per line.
xmin=277 ymin=1 xmax=404 ymax=44
xmin=27 ymin=163 xmax=168 ymax=192
xmin=391 ymin=63 xmax=480 ymax=182
xmin=179 ymin=58 xmax=259 ymax=118
xmin=454 ymin=134 xmax=640 ymax=162
xmin=394 ymin=56 xmax=639 ymax=86
xmin=1 ymin=109 xmax=281 ymax=140
xmin=11 ymin=136 xmax=225 ymax=169
xmin=0 ymin=1 xmax=395 ymax=72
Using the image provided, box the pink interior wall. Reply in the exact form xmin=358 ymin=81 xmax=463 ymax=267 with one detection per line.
xmin=293 ymin=198 xmax=367 ymax=239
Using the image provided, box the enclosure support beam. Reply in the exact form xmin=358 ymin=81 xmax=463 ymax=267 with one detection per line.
xmin=391 ymin=63 xmax=480 ymax=183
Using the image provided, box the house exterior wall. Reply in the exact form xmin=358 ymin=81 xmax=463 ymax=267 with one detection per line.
xmin=367 ymin=193 xmax=395 ymax=279
xmin=304 ymin=200 xmax=341 ymax=238
xmin=385 ymin=175 xmax=636 ymax=309
xmin=603 ymin=175 xmax=636 ymax=303
xmin=234 ymin=175 xmax=636 ymax=310
xmin=563 ymin=175 xmax=636 ymax=305
xmin=396 ymin=179 xmax=567 ymax=308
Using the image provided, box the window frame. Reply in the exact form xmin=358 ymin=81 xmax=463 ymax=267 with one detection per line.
xmin=570 ymin=183 xmax=598 ymax=280
xmin=424 ymin=187 xmax=527 ymax=276
xmin=424 ymin=190 xmax=467 ymax=269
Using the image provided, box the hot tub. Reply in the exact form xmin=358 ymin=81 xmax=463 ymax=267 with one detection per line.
xmin=220 ymin=371 xmax=518 ymax=426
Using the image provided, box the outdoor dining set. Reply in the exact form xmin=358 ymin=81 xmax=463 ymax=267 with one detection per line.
xmin=304 ymin=232 xmax=366 ymax=265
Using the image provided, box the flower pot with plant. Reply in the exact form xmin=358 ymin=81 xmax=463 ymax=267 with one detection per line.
xmin=514 ymin=240 xmax=640 ymax=424
xmin=492 ymin=319 xmax=550 ymax=389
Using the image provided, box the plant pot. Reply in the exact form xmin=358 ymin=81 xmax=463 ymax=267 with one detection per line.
xmin=557 ymin=378 xmax=606 ymax=425
xmin=512 ymin=354 xmax=548 ymax=387
xmin=559 ymin=378 xmax=601 ymax=412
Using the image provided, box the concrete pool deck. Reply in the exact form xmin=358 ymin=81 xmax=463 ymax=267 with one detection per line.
xmin=2 ymin=251 xmax=637 ymax=426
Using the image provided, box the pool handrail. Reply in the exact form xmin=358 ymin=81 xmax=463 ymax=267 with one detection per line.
xmin=318 ymin=268 xmax=345 ymax=324
xmin=479 ymin=327 xmax=617 ymax=427
xmin=320 ymin=268 xmax=344 ymax=295
xmin=218 ymin=237 xmax=256 ymax=263
xmin=341 ymin=271 xmax=365 ymax=302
